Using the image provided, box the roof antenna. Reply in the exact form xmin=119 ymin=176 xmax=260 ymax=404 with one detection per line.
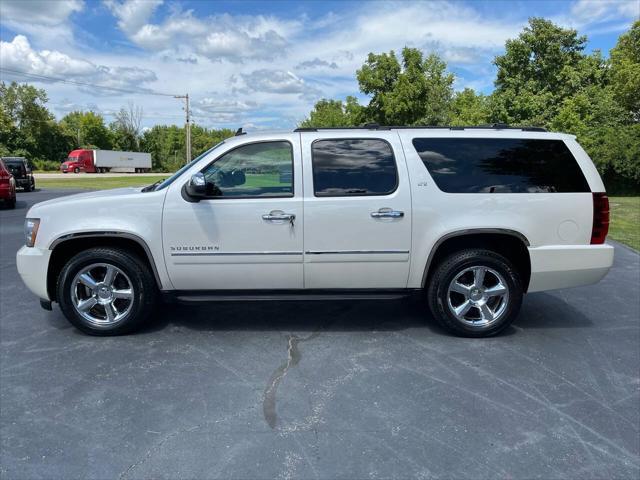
xmin=235 ymin=127 xmax=246 ymax=136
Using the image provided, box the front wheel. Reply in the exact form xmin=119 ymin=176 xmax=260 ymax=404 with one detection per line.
xmin=427 ymin=249 xmax=523 ymax=337
xmin=74 ymin=167 xmax=80 ymax=173
xmin=57 ymin=247 xmax=157 ymax=335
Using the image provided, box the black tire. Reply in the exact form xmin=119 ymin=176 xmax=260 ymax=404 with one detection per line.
xmin=5 ymin=196 xmax=16 ymax=209
xmin=57 ymin=247 xmax=157 ymax=335
xmin=426 ymin=249 xmax=523 ymax=337
xmin=23 ymin=182 xmax=32 ymax=192
xmin=74 ymin=167 xmax=80 ymax=173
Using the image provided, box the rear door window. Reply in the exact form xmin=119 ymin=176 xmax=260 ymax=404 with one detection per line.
xmin=311 ymin=138 xmax=398 ymax=196
xmin=412 ymin=138 xmax=590 ymax=193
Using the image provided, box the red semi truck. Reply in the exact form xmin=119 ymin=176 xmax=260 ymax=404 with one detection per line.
xmin=60 ymin=149 xmax=152 ymax=173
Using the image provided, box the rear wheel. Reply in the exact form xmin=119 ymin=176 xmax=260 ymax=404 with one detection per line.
xmin=5 ymin=196 xmax=16 ymax=209
xmin=74 ymin=167 xmax=80 ymax=173
xmin=23 ymin=182 xmax=32 ymax=192
xmin=57 ymin=247 xmax=157 ymax=335
xmin=427 ymin=249 xmax=523 ymax=337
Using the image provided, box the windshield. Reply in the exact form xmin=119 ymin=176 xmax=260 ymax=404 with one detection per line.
xmin=66 ymin=157 xmax=78 ymax=162
xmin=147 ymin=141 xmax=225 ymax=192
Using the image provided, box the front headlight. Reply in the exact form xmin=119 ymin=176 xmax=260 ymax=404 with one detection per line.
xmin=25 ymin=218 xmax=40 ymax=247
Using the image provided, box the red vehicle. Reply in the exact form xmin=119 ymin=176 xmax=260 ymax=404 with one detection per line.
xmin=0 ymin=159 xmax=17 ymax=209
xmin=60 ymin=149 xmax=151 ymax=173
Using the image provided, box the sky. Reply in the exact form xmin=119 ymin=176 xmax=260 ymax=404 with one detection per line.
xmin=0 ymin=0 xmax=638 ymax=130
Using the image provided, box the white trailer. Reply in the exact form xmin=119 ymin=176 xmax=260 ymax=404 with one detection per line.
xmin=93 ymin=150 xmax=152 ymax=173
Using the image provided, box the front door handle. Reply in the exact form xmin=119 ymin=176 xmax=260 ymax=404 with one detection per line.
xmin=371 ymin=208 xmax=404 ymax=219
xmin=262 ymin=211 xmax=295 ymax=225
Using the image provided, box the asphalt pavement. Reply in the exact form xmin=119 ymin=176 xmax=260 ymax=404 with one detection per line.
xmin=1 ymin=189 xmax=639 ymax=479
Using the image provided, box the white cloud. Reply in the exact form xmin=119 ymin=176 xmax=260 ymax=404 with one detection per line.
xmin=197 ymin=99 xmax=258 ymax=113
xmin=0 ymin=36 xmax=157 ymax=95
xmin=0 ymin=0 xmax=83 ymax=26
xmin=297 ymin=58 xmax=339 ymax=70
xmin=570 ymin=0 xmax=639 ymax=26
xmin=104 ymin=0 xmax=162 ymax=35
xmin=240 ymin=69 xmax=322 ymax=100
xmin=0 ymin=0 xmax=84 ymax=46
xmin=105 ymin=1 xmax=296 ymax=62
xmin=6 ymin=0 xmax=634 ymax=131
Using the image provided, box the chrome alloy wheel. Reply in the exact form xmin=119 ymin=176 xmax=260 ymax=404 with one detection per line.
xmin=447 ymin=266 xmax=509 ymax=327
xmin=70 ymin=263 xmax=134 ymax=326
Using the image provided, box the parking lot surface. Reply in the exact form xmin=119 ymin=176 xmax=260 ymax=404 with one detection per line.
xmin=1 ymin=189 xmax=639 ymax=479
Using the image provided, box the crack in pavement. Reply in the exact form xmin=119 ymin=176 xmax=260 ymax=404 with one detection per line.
xmin=262 ymin=330 xmax=322 ymax=429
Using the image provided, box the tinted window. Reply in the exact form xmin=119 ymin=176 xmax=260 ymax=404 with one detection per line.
xmin=201 ymin=141 xmax=293 ymax=197
xmin=412 ymin=138 xmax=590 ymax=193
xmin=312 ymin=139 xmax=397 ymax=196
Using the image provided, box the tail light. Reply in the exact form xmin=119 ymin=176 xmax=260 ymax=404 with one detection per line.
xmin=591 ymin=193 xmax=609 ymax=244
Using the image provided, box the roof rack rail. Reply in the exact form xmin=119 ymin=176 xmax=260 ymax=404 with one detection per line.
xmin=293 ymin=124 xmax=547 ymax=132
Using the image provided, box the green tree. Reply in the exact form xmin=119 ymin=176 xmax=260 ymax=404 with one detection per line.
xmin=609 ymin=20 xmax=640 ymax=119
xmin=0 ymin=81 xmax=73 ymax=162
xmin=551 ymin=86 xmax=628 ymax=172
xmin=191 ymin=125 xmax=234 ymax=158
xmin=110 ymin=103 xmax=143 ymax=151
xmin=299 ymin=96 xmax=364 ymax=127
xmin=141 ymin=125 xmax=184 ymax=171
xmin=356 ymin=47 xmax=454 ymax=125
xmin=491 ymin=18 xmax=607 ymax=125
xmin=450 ymin=88 xmax=490 ymax=126
xmin=141 ymin=124 xmax=233 ymax=172
xmin=490 ymin=18 xmax=638 ymax=191
xmin=60 ymin=111 xmax=112 ymax=149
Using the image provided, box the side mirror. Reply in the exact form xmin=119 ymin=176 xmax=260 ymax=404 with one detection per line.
xmin=184 ymin=172 xmax=207 ymax=201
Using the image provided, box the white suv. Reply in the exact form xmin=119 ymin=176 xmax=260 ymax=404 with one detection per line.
xmin=16 ymin=126 xmax=614 ymax=337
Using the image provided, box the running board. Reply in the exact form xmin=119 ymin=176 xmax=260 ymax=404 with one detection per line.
xmin=168 ymin=289 xmax=418 ymax=303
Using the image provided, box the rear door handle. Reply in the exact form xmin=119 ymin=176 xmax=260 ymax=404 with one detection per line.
xmin=371 ymin=208 xmax=404 ymax=219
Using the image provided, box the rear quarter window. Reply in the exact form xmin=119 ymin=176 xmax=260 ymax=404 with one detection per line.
xmin=412 ymin=138 xmax=590 ymax=193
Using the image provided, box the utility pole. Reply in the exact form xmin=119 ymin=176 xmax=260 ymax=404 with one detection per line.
xmin=174 ymin=94 xmax=191 ymax=164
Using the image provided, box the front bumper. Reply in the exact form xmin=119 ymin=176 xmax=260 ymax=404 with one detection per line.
xmin=528 ymin=244 xmax=614 ymax=292
xmin=16 ymin=246 xmax=52 ymax=300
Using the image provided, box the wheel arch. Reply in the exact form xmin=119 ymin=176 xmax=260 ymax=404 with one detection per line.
xmin=47 ymin=231 xmax=163 ymax=302
xmin=422 ymin=229 xmax=531 ymax=292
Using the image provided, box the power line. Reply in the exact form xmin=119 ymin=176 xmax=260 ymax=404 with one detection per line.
xmin=0 ymin=67 xmax=177 ymax=97
xmin=0 ymin=69 xmax=231 ymax=151
xmin=2 ymin=67 xmax=195 ymax=153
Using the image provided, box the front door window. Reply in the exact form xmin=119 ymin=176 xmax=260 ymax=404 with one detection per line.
xmin=201 ymin=141 xmax=293 ymax=198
